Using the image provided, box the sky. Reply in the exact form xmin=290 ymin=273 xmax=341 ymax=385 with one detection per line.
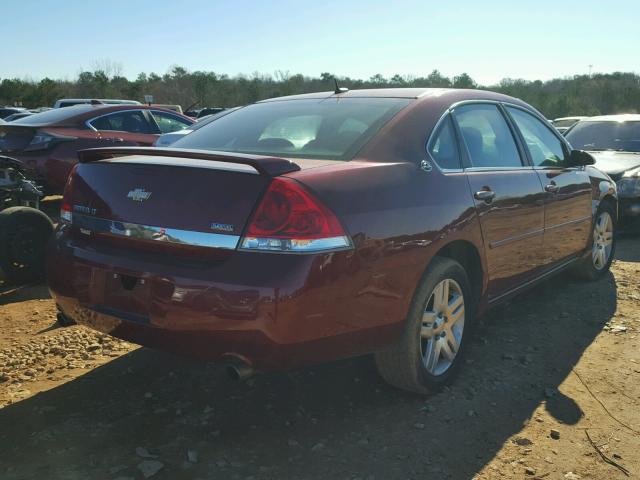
xmin=1 ymin=0 xmax=639 ymax=85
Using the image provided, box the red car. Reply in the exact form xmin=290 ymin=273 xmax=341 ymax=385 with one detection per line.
xmin=0 ymin=104 xmax=194 ymax=194
xmin=47 ymin=89 xmax=617 ymax=393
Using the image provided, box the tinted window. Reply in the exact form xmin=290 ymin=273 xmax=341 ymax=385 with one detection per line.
xmin=428 ymin=116 xmax=460 ymax=169
xmin=90 ymin=111 xmax=152 ymax=134
xmin=566 ymin=121 xmax=640 ymax=153
xmin=151 ymin=111 xmax=192 ymax=134
xmin=507 ymin=107 xmax=567 ymax=167
xmin=454 ymin=104 xmax=522 ymax=168
xmin=173 ymin=98 xmax=411 ymax=161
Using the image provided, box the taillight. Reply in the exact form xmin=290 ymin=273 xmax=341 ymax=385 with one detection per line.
xmin=24 ymin=130 xmax=76 ymax=152
xmin=59 ymin=165 xmax=78 ymax=224
xmin=239 ymin=178 xmax=352 ymax=253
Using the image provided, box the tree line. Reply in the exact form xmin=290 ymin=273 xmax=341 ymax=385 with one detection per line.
xmin=1 ymin=66 xmax=639 ymax=119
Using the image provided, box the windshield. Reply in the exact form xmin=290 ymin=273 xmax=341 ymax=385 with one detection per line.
xmin=566 ymin=121 xmax=640 ymax=152
xmin=173 ymin=97 xmax=411 ymax=160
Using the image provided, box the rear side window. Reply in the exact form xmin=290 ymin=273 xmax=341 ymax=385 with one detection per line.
xmin=428 ymin=115 xmax=460 ymax=169
xmin=90 ymin=111 xmax=152 ymax=134
xmin=173 ymin=98 xmax=411 ymax=161
xmin=150 ymin=111 xmax=192 ymax=134
xmin=507 ymin=107 xmax=567 ymax=167
xmin=454 ymin=104 xmax=522 ymax=168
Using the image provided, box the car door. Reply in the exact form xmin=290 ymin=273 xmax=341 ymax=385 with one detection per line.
xmin=452 ymin=103 xmax=547 ymax=300
xmin=88 ymin=109 xmax=157 ymax=146
xmin=505 ymin=106 xmax=592 ymax=265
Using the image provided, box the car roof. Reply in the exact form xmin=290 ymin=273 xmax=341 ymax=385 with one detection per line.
xmin=55 ymin=98 xmax=141 ymax=104
xmin=258 ymin=88 xmax=451 ymax=102
xmin=580 ymin=114 xmax=640 ymax=122
xmin=256 ymin=88 xmax=530 ymax=108
xmin=554 ymin=116 xmax=588 ymax=121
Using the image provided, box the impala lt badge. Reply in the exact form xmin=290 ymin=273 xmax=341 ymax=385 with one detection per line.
xmin=127 ymin=188 xmax=152 ymax=202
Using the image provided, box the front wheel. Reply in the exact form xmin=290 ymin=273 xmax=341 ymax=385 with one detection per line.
xmin=375 ymin=257 xmax=474 ymax=394
xmin=573 ymin=201 xmax=616 ymax=281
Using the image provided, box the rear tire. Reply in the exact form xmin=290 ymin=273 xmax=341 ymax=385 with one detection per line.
xmin=375 ymin=257 xmax=474 ymax=394
xmin=0 ymin=207 xmax=54 ymax=284
xmin=573 ymin=201 xmax=616 ymax=281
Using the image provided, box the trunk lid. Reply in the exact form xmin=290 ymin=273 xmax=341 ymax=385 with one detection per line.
xmin=68 ymin=150 xmax=298 ymax=255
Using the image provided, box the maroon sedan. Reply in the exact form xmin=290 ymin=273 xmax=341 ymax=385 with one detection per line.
xmin=47 ymin=89 xmax=617 ymax=393
xmin=0 ymin=104 xmax=194 ymax=194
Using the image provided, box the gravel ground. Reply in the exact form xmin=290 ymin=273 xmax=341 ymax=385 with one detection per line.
xmin=0 ymin=237 xmax=638 ymax=480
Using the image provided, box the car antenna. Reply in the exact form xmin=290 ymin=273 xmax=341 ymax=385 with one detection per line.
xmin=334 ymin=78 xmax=349 ymax=94
xmin=90 ymin=99 xmax=104 ymax=105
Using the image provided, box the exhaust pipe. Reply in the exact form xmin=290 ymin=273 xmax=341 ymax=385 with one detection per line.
xmin=224 ymin=356 xmax=254 ymax=381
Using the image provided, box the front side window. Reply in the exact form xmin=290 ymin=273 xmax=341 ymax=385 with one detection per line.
xmin=428 ymin=115 xmax=460 ymax=169
xmin=507 ymin=107 xmax=567 ymax=167
xmin=453 ymin=104 xmax=522 ymax=168
xmin=566 ymin=121 xmax=640 ymax=153
xmin=151 ymin=111 xmax=192 ymax=134
xmin=90 ymin=111 xmax=151 ymax=134
xmin=173 ymin=98 xmax=411 ymax=161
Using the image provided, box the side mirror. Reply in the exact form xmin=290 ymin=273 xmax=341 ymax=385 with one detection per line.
xmin=569 ymin=149 xmax=595 ymax=167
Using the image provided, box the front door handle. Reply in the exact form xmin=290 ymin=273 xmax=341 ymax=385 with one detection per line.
xmin=474 ymin=190 xmax=496 ymax=202
xmin=545 ymin=183 xmax=559 ymax=193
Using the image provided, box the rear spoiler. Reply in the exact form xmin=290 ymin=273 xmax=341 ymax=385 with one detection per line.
xmin=77 ymin=147 xmax=301 ymax=176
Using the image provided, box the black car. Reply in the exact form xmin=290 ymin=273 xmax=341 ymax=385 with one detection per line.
xmin=566 ymin=115 xmax=640 ymax=224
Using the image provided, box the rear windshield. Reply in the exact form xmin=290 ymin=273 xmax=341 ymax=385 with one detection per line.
xmin=173 ymin=97 xmax=411 ymax=160
xmin=12 ymin=105 xmax=96 ymax=125
xmin=566 ymin=121 xmax=640 ymax=152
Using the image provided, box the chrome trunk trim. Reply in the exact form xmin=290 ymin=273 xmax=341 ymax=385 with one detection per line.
xmin=73 ymin=213 xmax=239 ymax=250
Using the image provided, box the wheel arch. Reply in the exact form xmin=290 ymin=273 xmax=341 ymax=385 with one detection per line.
xmin=599 ymin=193 xmax=618 ymax=220
xmin=432 ymin=239 xmax=484 ymax=307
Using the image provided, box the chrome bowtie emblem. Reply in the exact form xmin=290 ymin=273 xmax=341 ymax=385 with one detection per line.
xmin=127 ymin=188 xmax=152 ymax=202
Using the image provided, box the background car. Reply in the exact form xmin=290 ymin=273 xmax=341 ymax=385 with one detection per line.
xmin=48 ymin=88 xmax=616 ymax=394
xmin=0 ymin=104 xmax=194 ymax=193
xmin=3 ymin=111 xmax=35 ymax=122
xmin=552 ymin=116 xmax=588 ymax=134
xmin=153 ymin=107 xmax=239 ymax=147
xmin=0 ymin=107 xmax=27 ymax=119
xmin=197 ymin=107 xmax=225 ymax=118
xmin=565 ymin=114 xmax=640 ymax=224
xmin=53 ymin=98 xmax=141 ymax=108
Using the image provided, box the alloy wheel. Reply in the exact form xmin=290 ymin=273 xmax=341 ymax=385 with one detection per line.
xmin=592 ymin=211 xmax=613 ymax=270
xmin=420 ymin=278 xmax=465 ymax=376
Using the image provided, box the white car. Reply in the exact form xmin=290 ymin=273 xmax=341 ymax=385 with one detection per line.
xmin=552 ymin=116 xmax=589 ymax=134
xmin=53 ymin=98 xmax=141 ymax=108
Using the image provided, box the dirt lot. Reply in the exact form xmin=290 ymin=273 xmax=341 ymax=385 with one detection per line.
xmin=0 ymin=237 xmax=638 ymax=480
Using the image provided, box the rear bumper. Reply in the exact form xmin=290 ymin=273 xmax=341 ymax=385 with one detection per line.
xmin=47 ymin=228 xmax=407 ymax=371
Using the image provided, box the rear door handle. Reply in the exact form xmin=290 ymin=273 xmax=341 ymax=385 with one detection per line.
xmin=474 ymin=190 xmax=496 ymax=202
xmin=545 ymin=183 xmax=559 ymax=193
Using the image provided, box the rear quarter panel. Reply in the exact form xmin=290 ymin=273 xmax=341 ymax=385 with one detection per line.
xmin=284 ymin=160 xmax=486 ymax=337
